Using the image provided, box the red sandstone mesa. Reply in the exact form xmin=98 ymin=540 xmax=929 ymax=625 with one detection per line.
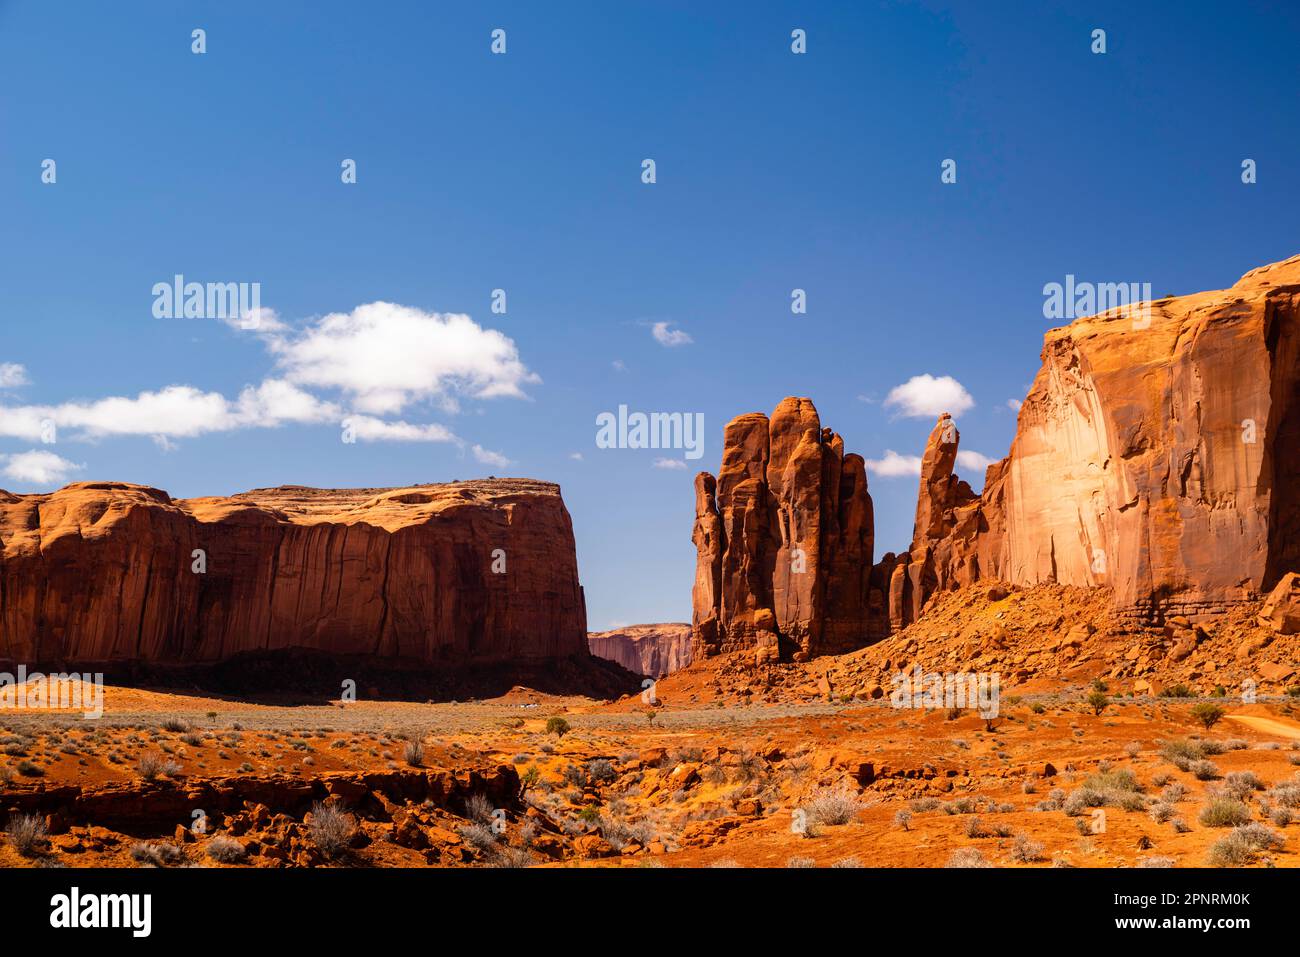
xmin=586 ymin=623 xmax=692 ymax=678
xmin=897 ymin=253 xmax=1300 ymax=626
xmin=0 ymin=479 xmax=588 ymax=665
xmin=692 ymin=254 xmax=1300 ymax=661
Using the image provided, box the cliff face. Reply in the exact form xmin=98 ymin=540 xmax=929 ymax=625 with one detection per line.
xmin=0 ymin=479 xmax=588 ymax=666
xmin=691 ymin=397 xmax=874 ymax=662
xmin=895 ymin=253 xmax=1300 ymax=626
xmin=694 ymin=255 xmax=1300 ymax=654
xmin=587 ymin=623 xmax=692 ymax=678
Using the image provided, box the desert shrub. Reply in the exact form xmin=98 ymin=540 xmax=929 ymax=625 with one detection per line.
xmin=1189 ymin=759 xmax=1219 ymax=781
xmin=1234 ymin=822 xmax=1284 ymax=851
xmin=1159 ymin=685 xmax=1193 ymax=698
xmin=1270 ymin=806 xmax=1293 ymax=827
xmin=1010 ymin=833 xmax=1044 ymax=862
xmin=1137 ymin=856 xmax=1175 ymax=868
xmin=1124 ymin=741 xmax=1142 ymax=758
xmin=162 ymin=718 xmax=191 ymax=733
xmin=600 ymin=815 xmax=653 ymax=850
xmin=587 ymin=758 xmax=616 ymax=783
xmin=963 ymin=816 xmax=987 ymax=838
xmin=1149 ymin=803 xmax=1177 ymax=824
xmin=806 ymin=784 xmax=862 ymax=826
xmin=831 ymin=856 xmax=863 ymax=868
xmin=786 ymin=856 xmax=816 ymax=868
xmin=206 ymin=836 xmax=246 ymax=863
xmin=1223 ymin=771 xmax=1264 ymax=799
xmin=5 ymin=814 xmax=47 ymax=857
xmin=894 ymin=809 xmax=912 ymax=831
xmin=464 ymin=793 xmax=495 ymax=824
xmin=456 ymin=822 xmax=497 ymax=851
xmin=138 ymin=752 xmax=181 ymax=781
xmin=545 ymin=717 xmax=570 ymax=737
xmin=1063 ymin=788 xmax=1105 ymax=816
xmin=490 ymin=845 xmax=534 ymax=868
xmin=403 ymin=740 xmax=424 ymax=767
xmin=1207 ymin=832 xmax=1255 ymax=866
xmin=946 ymin=847 xmax=991 ymax=868
xmin=910 ymin=797 xmax=941 ymax=813
xmin=307 ymin=802 xmax=356 ymax=858
xmin=1191 ymin=703 xmax=1225 ymax=730
xmin=941 ymin=796 xmax=978 ymax=815
xmin=1160 ymin=781 xmax=1189 ymax=803
xmin=1199 ymin=798 xmax=1252 ymax=828
xmin=130 ymin=842 xmax=185 ymax=866
xmin=16 ymin=760 xmax=42 ymax=777
xmin=1086 ymin=691 xmax=1109 ymax=715
xmin=1267 ymin=783 xmax=1300 ymax=809
xmin=1084 ymin=769 xmax=1140 ymax=793
xmin=180 ymin=732 xmax=204 ymax=747
xmin=1160 ymin=739 xmax=1204 ymax=770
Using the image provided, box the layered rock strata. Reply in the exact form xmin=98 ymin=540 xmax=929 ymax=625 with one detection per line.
xmin=0 ymin=480 xmax=588 ymax=666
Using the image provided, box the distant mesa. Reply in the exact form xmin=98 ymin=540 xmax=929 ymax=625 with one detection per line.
xmin=587 ymin=623 xmax=692 ymax=678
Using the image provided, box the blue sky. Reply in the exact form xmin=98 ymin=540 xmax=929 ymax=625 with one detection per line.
xmin=1 ymin=1 xmax=1297 ymax=630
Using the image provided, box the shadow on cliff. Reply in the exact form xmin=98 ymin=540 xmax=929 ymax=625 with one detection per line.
xmin=9 ymin=650 xmax=644 ymax=705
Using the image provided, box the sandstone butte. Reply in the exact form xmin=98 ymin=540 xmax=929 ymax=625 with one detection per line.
xmin=586 ymin=623 xmax=692 ymax=678
xmin=692 ymin=252 xmax=1300 ymax=661
xmin=0 ymin=479 xmax=588 ymax=667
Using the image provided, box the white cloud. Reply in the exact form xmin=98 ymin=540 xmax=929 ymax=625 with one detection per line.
xmin=0 ymin=363 xmax=29 ymax=388
xmin=569 ymin=452 xmax=584 ymax=461
xmin=1006 ymin=398 xmax=1023 ymax=412
xmin=0 ymin=301 xmax=533 ymax=449
xmin=884 ymin=374 xmax=974 ymax=418
xmin=264 ymin=302 xmax=539 ymax=414
xmin=222 ymin=306 xmax=286 ymax=334
xmin=472 ymin=444 xmax=512 ymax=467
xmin=1 ymin=450 xmax=84 ymax=486
xmin=865 ymin=450 xmax=922 ymax=477
xmin=957 ymin=450 xmax=995 ymax=472
xmin=0 ymin=381 xmax=338 ymax=443
xmin=653 ymin=457 xmax=688 ymax=470
xmin=651 ymin=322 xmax=693 ymax=348
xmin=344 ymin=415 xmax=458 ymax=443
xmin=611 ymin=359 xmax=626 ymax=372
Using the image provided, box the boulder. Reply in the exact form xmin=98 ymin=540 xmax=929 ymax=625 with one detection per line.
xmin=1258 ymin=572 xmax=1300 ymax=634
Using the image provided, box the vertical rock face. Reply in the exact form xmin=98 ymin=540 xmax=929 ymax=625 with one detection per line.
xmin=892 ymin=253 xmax=1300 ymax=625
xmin=691 ymin=397 xmax=874 ymax=662
xmin=586 ymin=623 xmax=693 ymax=677
xmin=0 ymin=480 xmax=589 ymax=666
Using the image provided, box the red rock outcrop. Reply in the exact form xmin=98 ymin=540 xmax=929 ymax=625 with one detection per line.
xmin=587 ymin=623 xmax=692 ymax=677
xmin=0 ymin=479 xmax=588 ymax=666
xmin=691 ymin=397 xmax=874 ymax=662
xmin=892 ymin=253 xmax=1300 ymax=626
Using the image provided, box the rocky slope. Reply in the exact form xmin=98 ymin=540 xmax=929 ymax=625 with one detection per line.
xmin=0 ymin=479 xmax=588 ymax=667
xmin=691 ymin=397 xmax=875 ymax=663
xmin=587 ymin=623 xmax=692 ymax=678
